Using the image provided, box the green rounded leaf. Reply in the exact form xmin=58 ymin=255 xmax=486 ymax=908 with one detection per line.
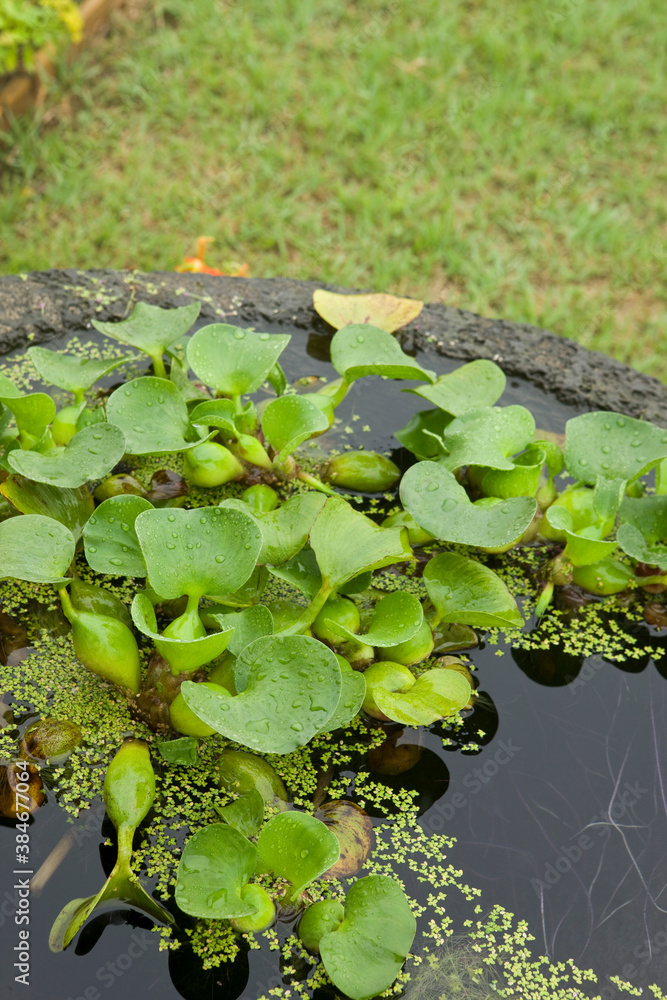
xmin=222 ymin=492 xmax=327 ymax=566
xmin=330 ymin=325 xmax=434 ymax=384
xmin=401 ymin=462 xmax=536 ymax=548
xmin=262 ymin=395 xmax=329 ymax=462
xmin=215 ymin=788 xmax=264 ymax=838
xmin=131 ymin=592 xmax=234 ymax=673
xmin=324 ymin=591 xmax=423 ymax=647
xmin=406 ymin=359 xmax=506 ymax=416
xmin=374 ymin=667 xmax=471 ymax=725
xmin=7 ymin=423 xmax=126 ymax=488
xmin=83 ymin=495 xmax=153 ymax=576
xmin=318 ymin=657 xmax=366 ymax=734
xmin=203 ymin=604 xmax=274 ymax=656
xmin=256 ymin=812 xmax=340 ymax=897
xmin=617 ymin=522 xmax=667 ymax=571
xmin=319 ymin=875 xmax=416 ymax=1000
xmin=189 ymin=398 xmax=237 ymax=434
xmin=187 ymin=325 xmax=290 ymax=396
xmin=135 ymin=505 xmax=262 ymax=600
xmin=93 ymin=301 xmax=200 ymax=361
xmin=181 ymin=635 xmax=342 ymax=754
xmin=545 ymin=505 xmax=618 ymax=567
xmin=175 ymin=823 xmax=258 ymax=919
xmin=478 ymin=446 xmax=545 ymax=500
xmin=0 ymin=514 xmax=75 ymax=584
xmin=395 ymin=408 xmax=452 ymax=461
xmin=310 ymin=496 xmax=413 ymax=591
xmin=0 ymin=475 xmax=93 ymax=541
xmin=619 ymin=494 xmax=667 ymax=542
xmin=424 ymin=552 xmax=523 ymax=629
xmin=267 ymin=545 xmax=322 ymax=599
xmin=106 ymin=377 xmax=209 ymax=455
xmin=565 ymin=411 xmax=667 ymax=484
xmin=28 ymin=347 xmax=132 ymax=394
xmin=440 ymin=405 xmax=535 ymax=472
xmin=0 ymin=390 xmax=56 ymax=445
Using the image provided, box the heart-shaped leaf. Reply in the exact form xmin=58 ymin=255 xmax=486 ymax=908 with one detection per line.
xmin=313 ymin=289 xmax=423 ymax=333
xmin=424 ymin=552 xmax=523 ymax=629
xmin=619 ymin=494 xmax=667 ymax=542
xmin=395 ymin=408 xmax=452 ymax=460
xmin=106 ymin=377 xmax=209 ymax=455
xmin=187 ymin=325 xmax=291 ymax=396
xmin=204 ymin=604 xmax=274 ymax=656
xmin=223 ymin=493 xmax=327 ymax=566
xmin=0 ymin=475 xmax=93 ymax=541
xmin=28 ymin=347 xmax=132 ymax=395
xmin=439 ymin=405 xmax=535 ymax=472
xmin=310 ymin=496 xmax=413 ymax=591
xmin=319 ymin=875 xmax=416 ymax=1000
xmin=175 ymin=823 xmax=258 ymax=919
xmin=545 ymin=505 xmax=618 ymax=566
xmin=565 ymin=412 xmax=667 ymax=484
xmin=256 ymin=812 xmax=340 ymax=898
xmin=181 ymin=635 xmax=341 ymax=754
xmin=330 ymin=325 xmax=434 ymax=385
xmin=324 ymin=591 xmax=423 ymax=647
xmin=401 ymin=462 xmax=536 ymax=548
xmin=7 ymin=423 xmax=126 ymax=488
xmin=267 ymin=545 xmax=323 ymax=599
xmin=406 ymin=359 xmax=506 ymax=416
xmin=92 ymin=301 xmax=201 ymax=375
xmin=83 ymin=495 xmax=153 ymax=576
xmin=215 ymin=788 xmax=264 ymax=837
xmin=135 ymin=505 xmax=262 ymax=600
xmin=189 ymin=398 xmax=237 ymax=434
xmin=0 ymin=514 xmax=75 ymax=584
xmin=373 ymin=667 xmax=471 ymax=725
xmin=0 ymin=387 xmax=56 ymax=446
xmin=262 ymin=395 xmax=330 ymax=461
xmin=317 ymin=657 xmax=366 ymax=734
xmin=617 ymin=522 xmax=667 ymax=571
xmin=132 ymin=592 xmax=234 ymax=673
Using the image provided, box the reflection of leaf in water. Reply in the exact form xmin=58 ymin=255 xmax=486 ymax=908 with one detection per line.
xmin=403 ymin=938 xmax=501 ymax=999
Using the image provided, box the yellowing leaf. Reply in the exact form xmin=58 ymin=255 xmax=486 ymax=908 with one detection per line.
xmin=313 ymin=290 xmax=423 ymax=333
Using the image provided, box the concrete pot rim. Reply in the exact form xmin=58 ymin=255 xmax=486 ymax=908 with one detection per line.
xmin=0 ymin=268 xmax=664 ymax=424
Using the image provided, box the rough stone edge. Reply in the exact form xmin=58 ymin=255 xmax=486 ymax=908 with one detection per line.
xmin=0 ymin=268 xmax=664 ymax=424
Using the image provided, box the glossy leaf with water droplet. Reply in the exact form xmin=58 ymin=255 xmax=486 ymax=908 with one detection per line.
xmin=256 ymin=811 xmax=340 ymax=898
xmin=439 ymin=405 xmax=535 ymax=472
xmin=406 ymin=359 xmax=506 ymax=416
xmin=310 ymin=496 xmax=413 ymax=591
xmin=83 ymin=495 xmax=152 ymax=577
xmin=189 ymin=398 xmax=237 ymax=434
xmin=324 ymin=591 xmax=423 ymax=647
xmin=617 ymin=523 xmax=667 ymax=571
xmin=181 ymin=635 xmax=341 ymax=754
xmin=0 ymin=474 xmax=93 ymax=541
xmin=366 ymin=661 xmax=472 ymax=725
xmin=262 ymin=394 xmax=330 ymax=462
xmin=266 ymin=545 xmax=322 ymax=599
xmin=92 ymin=301 xmax=200 ymax=366
xmin=0 ymin=514 xmax=75 ymax=584
xmin=132 ymin=591 xmax=234 ymax=673
xmin=330 ymin=324 xmax=434 ymax=384
xmin=107 ymin=377 xmax=210 ymax=455
xmin=423 ymin=552 xmax=523 ymax=629
xmin=317 ymin=655 xmax=366 ymax=734
xmin=0 ymin=373 xmax=56 ymax=447
xmin=28 ymin=347 xmax=132 ymax=394
xmin=135 ymin=505 xmax=262 ymax=600
xmin=318 ymin=875 xmax=416 ymax=1000
xmin=203 ymin=604 xmax=274 ymax=656
xmin=565 ymin=411 xmax=667 ymax=484
xmin=7 ymin=423 xmax=125 ymax=488
xmin=313 ymin=289 xmax=423 ymax=333
xmin=175 ymin=823 xmax=259 ymax=919
xmin=401 ymin=462 xmax=536 ymax=548
xmin=222 ymin=492 xmax=327 ymax=566
xmin=187 ymin=325 xmax=291 ymax=396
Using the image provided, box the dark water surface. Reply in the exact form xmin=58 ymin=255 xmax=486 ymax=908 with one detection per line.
xmin=1 ymin=322 xmax=665 ymax=999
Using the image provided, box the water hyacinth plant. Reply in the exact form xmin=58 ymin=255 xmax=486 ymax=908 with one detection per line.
xmin=2 ymin=296 xmax=667 ymax=997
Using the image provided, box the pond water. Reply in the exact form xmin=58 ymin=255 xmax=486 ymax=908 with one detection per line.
xmin=0 ymin=318 xmax=665 ymax=1000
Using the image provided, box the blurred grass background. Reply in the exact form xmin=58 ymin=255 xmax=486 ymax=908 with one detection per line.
xmin=1 ymin=0 xmax=665 ymax=378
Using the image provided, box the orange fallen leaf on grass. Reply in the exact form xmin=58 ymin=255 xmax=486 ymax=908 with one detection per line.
xmin=175 ymin=236 xmax=249 ymax=277
xmin=313 ymin=289 xmax=423 ymax=334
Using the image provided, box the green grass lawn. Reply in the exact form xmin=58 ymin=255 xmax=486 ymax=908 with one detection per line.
xmin=1 ymin=0 xmax=665 ymax=379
